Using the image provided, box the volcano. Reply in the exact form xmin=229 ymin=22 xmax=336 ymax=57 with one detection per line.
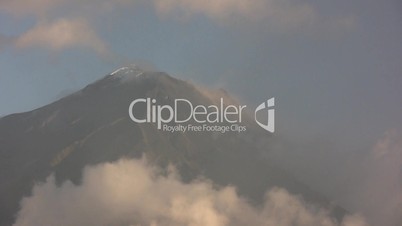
xmin=0 ymin=65 xmax=346 ymax=225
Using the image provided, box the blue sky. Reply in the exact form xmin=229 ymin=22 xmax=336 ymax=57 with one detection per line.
xmin=1 ymin=0 xmax=402 ymax=224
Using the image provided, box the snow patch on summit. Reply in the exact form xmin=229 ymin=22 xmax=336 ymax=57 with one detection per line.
xmin=109 ymin=65 xmax=145 ymax=83
xmin=110 ymin=67 xmax=130 ymax=76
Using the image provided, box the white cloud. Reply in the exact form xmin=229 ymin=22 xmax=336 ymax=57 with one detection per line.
xmin=1 ymin=0 xmax=355 ymax=54
xmin=0 ymin=0 xmax=62 ymax=16
xmin=356 ymin=130 xmax=402 ymax=226
xmin=14 ymin=18 xmax=108 ymax=56
xmin=14 ymin=157 xmax=368 ymax=226
xmin=0 ymin=0 xmax=131 ymax=16
xmin=2 ymin=0 xmax=355 ymax=34
xmin=152 ymin=0 xmax=317 ymax=29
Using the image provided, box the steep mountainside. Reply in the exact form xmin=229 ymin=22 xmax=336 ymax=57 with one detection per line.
xmin=0 ymin=66 xmax=345 ymax=225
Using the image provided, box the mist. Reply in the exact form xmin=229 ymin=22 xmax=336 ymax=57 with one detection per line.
xmin=14 ymin=157 xmax=368 ymax=226
xmin=267 ymin=130 xmax=402 ymax=226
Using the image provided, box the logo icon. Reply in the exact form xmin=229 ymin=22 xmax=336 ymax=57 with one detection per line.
xmin=254 ymin=98 xmax=275 ymax=133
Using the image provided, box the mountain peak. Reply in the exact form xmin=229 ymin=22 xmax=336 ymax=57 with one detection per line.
xmin=110 ymin=64 xmax=144 ymax=76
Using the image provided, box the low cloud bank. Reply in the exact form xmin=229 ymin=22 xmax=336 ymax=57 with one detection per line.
xmin=14 ymin=158 xmax=367 ymax=226
xmin=352 ymin=130 xmax=402 ymax=226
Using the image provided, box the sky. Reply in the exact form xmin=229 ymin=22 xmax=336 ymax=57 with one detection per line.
xmin=0 ymin=0 xmax=401 ymax=225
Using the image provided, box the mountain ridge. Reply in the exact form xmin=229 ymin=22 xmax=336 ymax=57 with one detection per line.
xmin=0 ymin=67 xmax=347 ymax=226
